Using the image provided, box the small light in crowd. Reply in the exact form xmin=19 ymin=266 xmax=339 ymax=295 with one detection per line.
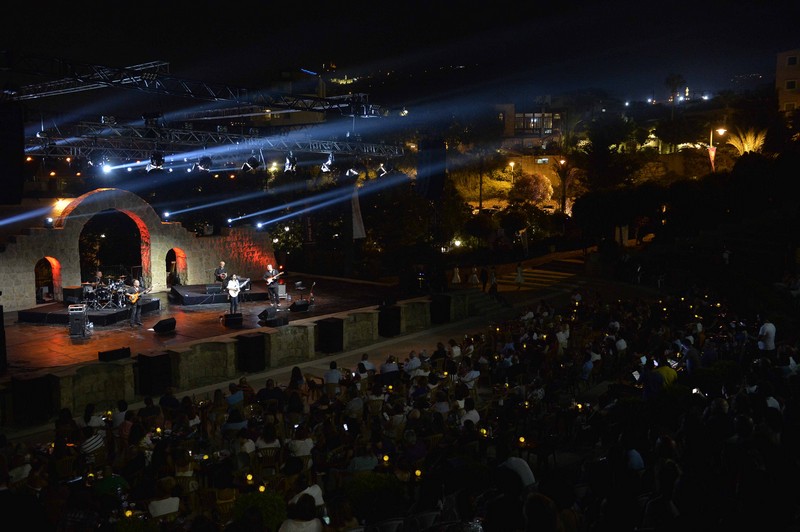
xmin=258 ymin=485 xmax=266 ymax=492
xmin=125 ymin=510 xmax=133 ymax=518
xmin=524 ymin=401 xmax=529 ymax=409
xmin=156 ymin=427 xmax=162 ymax=434
xmin=387 ymin=385 xmax=393 ymax=391
xmin=203 ymin=454 xmax=209 ymax=460
xmin=518 ymin=436 xmax=525 ymax=444
xmin=246 ymin=474 xmax=253 ymax=484
xmin=480 ymin=428 xmax=488 ymax=437
xmin=382 ymin=454 xmax=390 ymax=462
xmin=414 ymin=469 xmax=423 ymax=479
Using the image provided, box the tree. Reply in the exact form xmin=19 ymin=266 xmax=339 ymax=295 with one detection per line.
xmin=572 ymin=113 xmax=639 ymax=191
xmin=664 ymin=73 xmax=686 ymax=121
xmin=727 ymin=128 xmax=767 ymax=155
xmin=507 ymin=173 xmax=552 ymax=206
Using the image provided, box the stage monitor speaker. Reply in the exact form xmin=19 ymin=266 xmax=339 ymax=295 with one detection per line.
xmin=224 ymin=313 xmax=243 ymax=328
xmin=258 ymin=307 xmax=277 ymax=321
xmin=99 ymin=346 xmax=132 ymax=362
xmin=152 ymin=317 xmax=176 ymax=333
xmin=289 ymin=300 xmax=310 ymax=312
xmin=206 ymin=284 xmax=223 ymax=294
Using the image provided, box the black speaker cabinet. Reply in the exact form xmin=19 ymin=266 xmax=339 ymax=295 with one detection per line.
xmin=379 ymin=305 xmax=402 ymax=337
xmin=430 ymin=294 xmax=452 ymax=325
xmin=136 ymin=352 xmax=173 ymax=396
xmin=258 ymin=307 xmax=277 ymax=321
xmin=224 ymin=313 xmax=243 ymax=328
xmin=11 ymin=375 xmax=55 ymax=426
xmin=289 ymin=300 xmax=310 ymax=312
xmin=317 ymin=317 xmax=344 ymax=353
xmin=206 ymin=284 xmax=223 ymax=294
xmin=99 ymin=346 xmax=132 ymax=362
xmin=237 ymin=333 xmax=266 ymax=372
xmin=152 ymin=317 xmax=176 ymax=334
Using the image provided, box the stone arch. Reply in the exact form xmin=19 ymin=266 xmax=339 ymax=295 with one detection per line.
xmin=166 ymin=247 xmax=188 ymax=286
xmin=1 ymin=187 xmax=275 ymax=312
xmin=55 ymin=188 xmax=160 ymax=284
xmin=34 ymin=256 xmax=60 ymax=303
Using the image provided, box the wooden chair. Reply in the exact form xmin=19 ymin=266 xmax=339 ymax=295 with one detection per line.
xmin=324 ymin=382 xmax=340 ymax=400
xmin=53 ymin=454 xmax=78 ymax=482
xmin=254 ymin=446 xmax=282 ymax=479
xmin=304 ymin=374 xmax=324 ymax=403
xmin=366 ymin=398 xmax=385 ymax=422
xmin=173 ymin=475 xmax=200 ymax=514
xmin=212 ymin=487 xmax=237 ymax=527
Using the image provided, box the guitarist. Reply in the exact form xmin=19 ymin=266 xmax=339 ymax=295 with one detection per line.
xmin=226 ymin=274 xmax=249 ymax=314
xmin=127 ymin=279 xmax=148 ymax=327
xmin=214 ymin=260 xmax=228 ymax=284
xmin=263 ymin=264 xmax=281 ymax=307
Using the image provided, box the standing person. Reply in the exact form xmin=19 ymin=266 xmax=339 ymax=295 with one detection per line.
xmin=468 ymin=266 xmax=480 ymax=288
xmin=479 ymin=266 xmax=489 ymax=292
xmin=214 ymin=260 xmax=228 ymax=284
xmin=515 ymin=262 xmax=525 ymax=290
xmin=757 ymin=314 xmax=777 ymax=362
xmin=226 ymin=273 xmax=244 ymax=314
xmin=263 ymin=264 xmax=282 ymax=307
xmin=127 ymin=279 xmax=148 ymax=327
xmin=488 ymin=266 xmax=498 ymax=298
xmin=451 ymin=266 xmax=461 ymax=287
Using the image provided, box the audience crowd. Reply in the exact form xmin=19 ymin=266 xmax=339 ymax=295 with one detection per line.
xmin=1 ymin=275 xmax=799 ymax=532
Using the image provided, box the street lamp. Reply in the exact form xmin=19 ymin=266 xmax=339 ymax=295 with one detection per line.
xmin=708 ymin=128 xmax=727 ymax=172
xmin=509 ymin=161 xmax=515 ymax=185
xmin=558 ymin=158 xmax=568 ymax=214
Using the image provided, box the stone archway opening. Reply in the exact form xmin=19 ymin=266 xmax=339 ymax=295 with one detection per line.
xmin=34 ymin=256 xmax=59 ymax=304
xmin=78 ymin=209 xmax=147 ymax=283
xmin=166 ymin=247 xmax=187 ymax=287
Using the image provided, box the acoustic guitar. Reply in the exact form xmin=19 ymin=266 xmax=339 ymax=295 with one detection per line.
xmin=126 ymin=287 xmax=152 ymax=304
xmin=227 ymin=278 xmax=250 ymax=298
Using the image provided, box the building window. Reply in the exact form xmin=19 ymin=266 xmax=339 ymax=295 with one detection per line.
xmin=787 ymin=55 xmax=798 ymax=66
xmin=786 ymin=80 xmax=797 ymax=90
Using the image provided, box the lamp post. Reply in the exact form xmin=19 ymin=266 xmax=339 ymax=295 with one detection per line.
xmin=558 ymin=158 xmax=568 ymax=214
xmin=509 ymin=161 xmax=515 ymax=185
xmin=708 ymin=128 xmax=726 ymax=173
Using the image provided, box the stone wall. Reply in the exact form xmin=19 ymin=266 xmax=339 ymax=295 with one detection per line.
xmin=4 ymin=277 xmax=484 ymax=428
xmin=0 ymin=188 xmax=276 ymax=313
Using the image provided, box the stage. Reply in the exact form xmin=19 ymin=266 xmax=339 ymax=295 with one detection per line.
xmin=167 ymin=282 xmax=270 ymax=306
xmin=17 ymin=298 xmax=161 ymax=326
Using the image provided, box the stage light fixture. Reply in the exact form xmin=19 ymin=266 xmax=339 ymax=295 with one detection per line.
xmin=199 ymin=156 xmax=212 ymax=170
xmin=241 ymin=156 xmax=261 ymax=173
xmin=321 ymin=153 xmax=334 ymax=173
xmin=284 ymin=152 xmax=297 ymax=172
xmin=147 ymin=152 xmax=165 ymax=172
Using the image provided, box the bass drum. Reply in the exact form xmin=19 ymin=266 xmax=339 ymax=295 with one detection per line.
xmin=94 ymin=287 xmax=113 ymax=308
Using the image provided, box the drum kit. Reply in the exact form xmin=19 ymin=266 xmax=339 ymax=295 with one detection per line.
xmin=81 ymin=275 xmax=130 ymax=310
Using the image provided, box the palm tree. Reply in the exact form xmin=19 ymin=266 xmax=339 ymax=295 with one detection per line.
xmin=664 ymin=73 xmax=686 ymax=121
xmin=727 ymin=128 xmax=767 ymax=156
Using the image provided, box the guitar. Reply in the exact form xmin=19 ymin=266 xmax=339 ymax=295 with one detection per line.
xmin=264 ymin=271 xmax=284 ymax=285
xmin=227 ymin=278 xmax=250 ymax=298
xmin=126 ymin=287 xmax=152 ymax=304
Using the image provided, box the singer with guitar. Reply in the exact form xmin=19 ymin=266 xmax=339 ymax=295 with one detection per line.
xmin=263 ymin=264 xmax=283 ymax=307
xmin=226 ymin=274 xmax=250 ymax=314
xmin=126 ymin=279 xmax=151 ymax=327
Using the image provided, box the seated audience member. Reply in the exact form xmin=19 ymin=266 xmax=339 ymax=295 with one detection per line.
xmin=147 ymin=476 xmax=181 ymax=518
xmin=279 ymin=492 xmax=324 ymax=532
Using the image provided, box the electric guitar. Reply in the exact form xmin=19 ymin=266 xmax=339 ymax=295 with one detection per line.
xmin=227 ymin=278 xmax=250 ymax=298
xmin=264 ymin=271 xmax=284 ymax=285
xmin=126 ymin=287 xmax=152 ymax=304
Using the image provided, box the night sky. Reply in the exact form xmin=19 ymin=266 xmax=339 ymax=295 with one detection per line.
xmin=3 ymin=1 xmax=797 ymax=119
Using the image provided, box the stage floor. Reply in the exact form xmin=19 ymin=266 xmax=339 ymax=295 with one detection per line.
xmin=2 ymin=275 xmax=412 ymax=380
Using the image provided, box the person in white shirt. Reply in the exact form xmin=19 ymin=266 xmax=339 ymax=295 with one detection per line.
xmin=459 ymin=359 xmax=481 ymax=390
xmin=458 ymin=397 xmax=480 ymax=427
xmin=403 ymin=350 xmax=422 ymax=375
xmin=758 ymin=316 xmax=777 ymax=359
xmin=359 ymin=353 xmax=376 ymax=373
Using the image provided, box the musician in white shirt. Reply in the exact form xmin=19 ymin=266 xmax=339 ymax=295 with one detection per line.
xmin=227 ymin=274 xmax=243 ymax=314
